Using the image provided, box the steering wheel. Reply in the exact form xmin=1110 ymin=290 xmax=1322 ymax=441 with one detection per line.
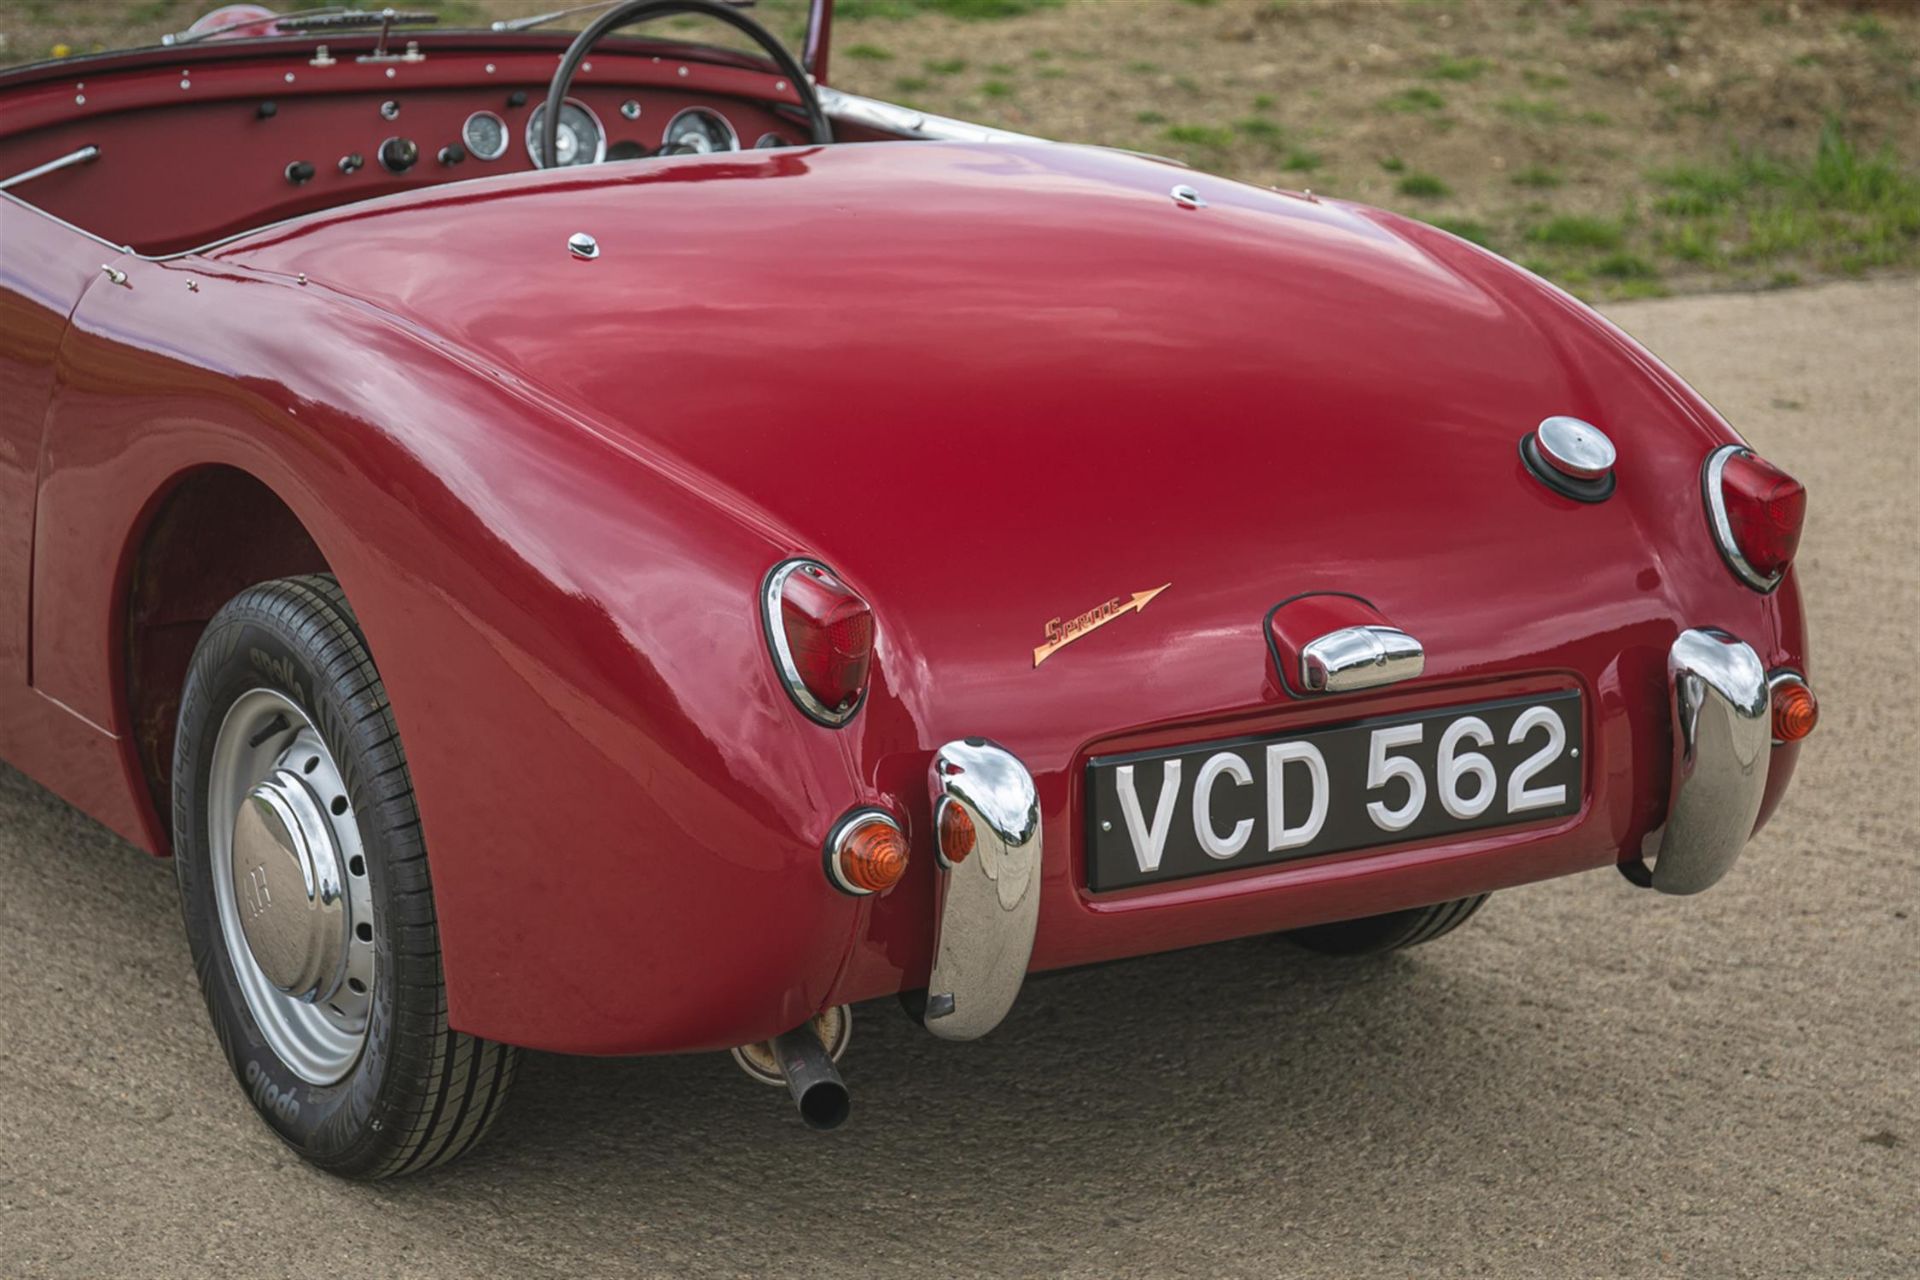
xmin=540 ymin=0 xmax=833 ymax=167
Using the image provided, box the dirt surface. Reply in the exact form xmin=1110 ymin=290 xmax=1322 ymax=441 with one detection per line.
xmin=0 ymin=278 xmax=1915 ymax=1277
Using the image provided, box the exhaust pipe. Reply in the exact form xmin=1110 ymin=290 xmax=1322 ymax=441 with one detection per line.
xmin=771 ymin=1023 xmax=850 ymax=1130
xmin=729 ymin=1006 xmax=852 ymax=1131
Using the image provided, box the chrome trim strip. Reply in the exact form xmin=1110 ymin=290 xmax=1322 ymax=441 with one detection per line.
xmin=1299 ymin=625 xmax=1425 ymax=694
xmin=1703 ymin=443 xmax=1782 ymax=593
xmin=0 ymin=145 xmax=100 ymax=192
xmin=924 ymin=739 xmax=1042 ymax=1041
xmin=760 ymin=557 xmax=863 ymax=727
xmin=822 ymin=808 xmax=902 ymax=897
xmin=1638 ymin=628 xmax=1770 ymax=895
xmin=814 ymin=85 xmax=1044 ymax=145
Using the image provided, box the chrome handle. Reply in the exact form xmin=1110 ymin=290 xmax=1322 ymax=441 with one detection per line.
xmin=1299 ymin=625 xmax=1424 ymax=694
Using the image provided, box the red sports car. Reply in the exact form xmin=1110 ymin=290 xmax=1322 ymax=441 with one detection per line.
xmin=0 ymin=0 xmax=1815 ymax=1177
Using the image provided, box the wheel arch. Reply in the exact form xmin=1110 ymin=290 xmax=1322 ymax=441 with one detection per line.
xmin=122 ymin=463 xmax=334 ymax=850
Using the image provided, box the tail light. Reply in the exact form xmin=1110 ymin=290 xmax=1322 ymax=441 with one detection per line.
xmin=1704 ymin=445 xmax=1806 ymax=592
xmin=763 ymin=559 xmax=873 ymax=726
xmin=825 ymin=810 xmax=908 ymax=895
xmin=1769 ymin=673 xmax=1818 ymax=743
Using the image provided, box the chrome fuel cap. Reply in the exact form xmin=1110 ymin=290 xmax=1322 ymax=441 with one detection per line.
xmin=231 ymin=772 xmax=350 ymax=1004
xmin=1523 ymin=415 xmax=1617 ymax=502
xmin=1535 ymin=416 xmax=1616 ymax=481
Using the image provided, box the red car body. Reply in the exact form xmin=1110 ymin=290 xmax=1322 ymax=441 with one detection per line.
xmin=0 ymin=11 xmax=1807 ymax=1061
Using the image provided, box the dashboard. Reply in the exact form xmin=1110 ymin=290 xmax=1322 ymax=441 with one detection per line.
xmin=0 ymin=41 xmax=817 ymax=254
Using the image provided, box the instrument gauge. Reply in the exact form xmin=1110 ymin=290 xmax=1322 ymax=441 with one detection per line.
xmin=462 ymin=110 xmax=510 ymax=162
xmin=525 ymin=98 xmax=608 ymax=168
xmin=662 ymin=107 xmax=740 ymax=156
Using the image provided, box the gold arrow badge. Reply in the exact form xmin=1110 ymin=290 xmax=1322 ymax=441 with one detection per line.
xmin=1033 ymin=584 xmax=1172 ymax=668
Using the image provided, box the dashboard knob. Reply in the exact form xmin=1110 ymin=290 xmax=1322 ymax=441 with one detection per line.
xmin=438 ymin=143 xmax=466 ymax=166
xmin=284 ymin=160 xmax=315 ymax=185
xmin=338 ymin=152 xmax=364 ymax=174
xmin=377 ymin=136 xmax=418 ymax=173
xmin=507 ymin=90 xmax=528 ymax=108
xmin=256 ymin=101 xmax=278 ymax=119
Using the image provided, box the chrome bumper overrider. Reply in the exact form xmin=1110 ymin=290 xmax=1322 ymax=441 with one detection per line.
xmin=1630 ymin=628 xmax=1772 ymax=895
xmin=923 ymin=740 xmax=1042 ymax=1040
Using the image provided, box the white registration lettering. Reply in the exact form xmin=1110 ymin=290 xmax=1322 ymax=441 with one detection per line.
xmin=1192 ymin=752 xmax=1254 ymax=859
xmin=1507 ymin=705 xmax=1569 ymax=812
xmin=1116 ymin=759 xmax=1182 ymax=874
xmin=1366 ymin=723 xmax=1427 ymax=832
xmin=1437 ymin=715 xmax=1497 ymax=820
xmin=1266 ymin=740 xmax=1329 ymax=850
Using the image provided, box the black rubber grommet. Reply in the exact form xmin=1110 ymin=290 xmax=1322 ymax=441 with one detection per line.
xmin=1521 ymin=433 xmax=1615 ymax=503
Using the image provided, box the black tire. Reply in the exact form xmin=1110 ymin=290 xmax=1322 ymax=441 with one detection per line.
xmin=1284 ymin=894 xmax=1490 ymax=956
xmin=173 ymin=574 xmax=516 ymax=1178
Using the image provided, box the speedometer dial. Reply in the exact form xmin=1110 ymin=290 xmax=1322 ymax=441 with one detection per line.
xmin=661 ymin=107 xmax=739 ymax=156
xmin=525 ymin=99 xmax=607 ymax=168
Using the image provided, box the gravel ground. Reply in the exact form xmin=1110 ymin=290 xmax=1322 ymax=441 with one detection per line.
xmin=1 ymin=279 xmax=1914 ymax=1278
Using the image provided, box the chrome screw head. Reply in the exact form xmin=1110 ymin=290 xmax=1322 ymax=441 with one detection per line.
xmin=568 ymin=231 xmax=600 ymax=260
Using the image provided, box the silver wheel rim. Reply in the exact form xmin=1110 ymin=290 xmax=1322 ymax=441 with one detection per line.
xmin=209 ymin=689 xmax=376 ymax=1085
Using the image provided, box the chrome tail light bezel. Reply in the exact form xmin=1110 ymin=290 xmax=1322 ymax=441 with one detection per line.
xmin=760 ymin=557 xmax=869 ymax=727
xmin=1702 ymin=443 xmax=1789 ymax=593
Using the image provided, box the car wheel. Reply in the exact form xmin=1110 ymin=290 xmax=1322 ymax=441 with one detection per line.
xmin=172 ymin=574 xmax=516 ymax=1178
xmin=1283 ymin=894 xmax=1490 ymax=956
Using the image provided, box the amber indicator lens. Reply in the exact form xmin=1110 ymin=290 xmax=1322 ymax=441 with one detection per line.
xmin=1772 ymin=680 xmax=1818 ymax=743
xmin=938 ymin=799 xmax=976 ymax=865
xmin=836 ymin=817 xmax=908 ymax=895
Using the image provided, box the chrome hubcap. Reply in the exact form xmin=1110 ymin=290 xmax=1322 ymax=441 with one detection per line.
xmin=210 ymin=690 xmax=375 ymax=1085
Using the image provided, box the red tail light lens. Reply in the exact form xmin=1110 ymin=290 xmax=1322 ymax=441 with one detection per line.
xmin=765 ymin=559 xmax=873 ymax=725
xmin=1706 ymin=446 xmax=1805 ymax=591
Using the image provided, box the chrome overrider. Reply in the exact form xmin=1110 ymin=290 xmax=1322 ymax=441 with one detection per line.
xmin=1631 ymin=628 xmax=1772 ymax=895
xmin=923 ymin=739 xmax=1042 ymax=1040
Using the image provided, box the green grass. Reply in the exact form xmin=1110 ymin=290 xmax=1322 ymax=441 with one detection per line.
xmin=1426 ymin=56 xmax=1491 ymax=82
xmin=924 ymin=57 xmax=967 ymax=75
xmin=1496 ymin=96 xmax=1566 ymax=124
xmin=1379 ymin=86 xmax=1447 ymax=113
xmin=836 ymin=0 xmax=1061 ymax=18
xmin=981 ymin=79 xmax=1014 ymax=99
xmin=844 ymin=43 xmax=893 ymax=61
xmin=1164 ymin=123 xmax=1236 ymax=150
xmin=1235 ymin=117 xmax=1284 ymax=142
xmin=1510 ymin=165 xmax=1562 ymax=189
xmin=1528 ymin=215 xmax=1624 ymax=249
xmin=1595 ymin=252 xmax=1658 ymax=279
xmin=1647 ymin=122 xmax=1920 ymax=272
xmin=1432 ymin=217 xmax=1496 ymax=248
xmin=1380 ymin=155 xmax=1407 ymax=173
xmin=1397 ymin=172 xmax=1451 ymax=198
